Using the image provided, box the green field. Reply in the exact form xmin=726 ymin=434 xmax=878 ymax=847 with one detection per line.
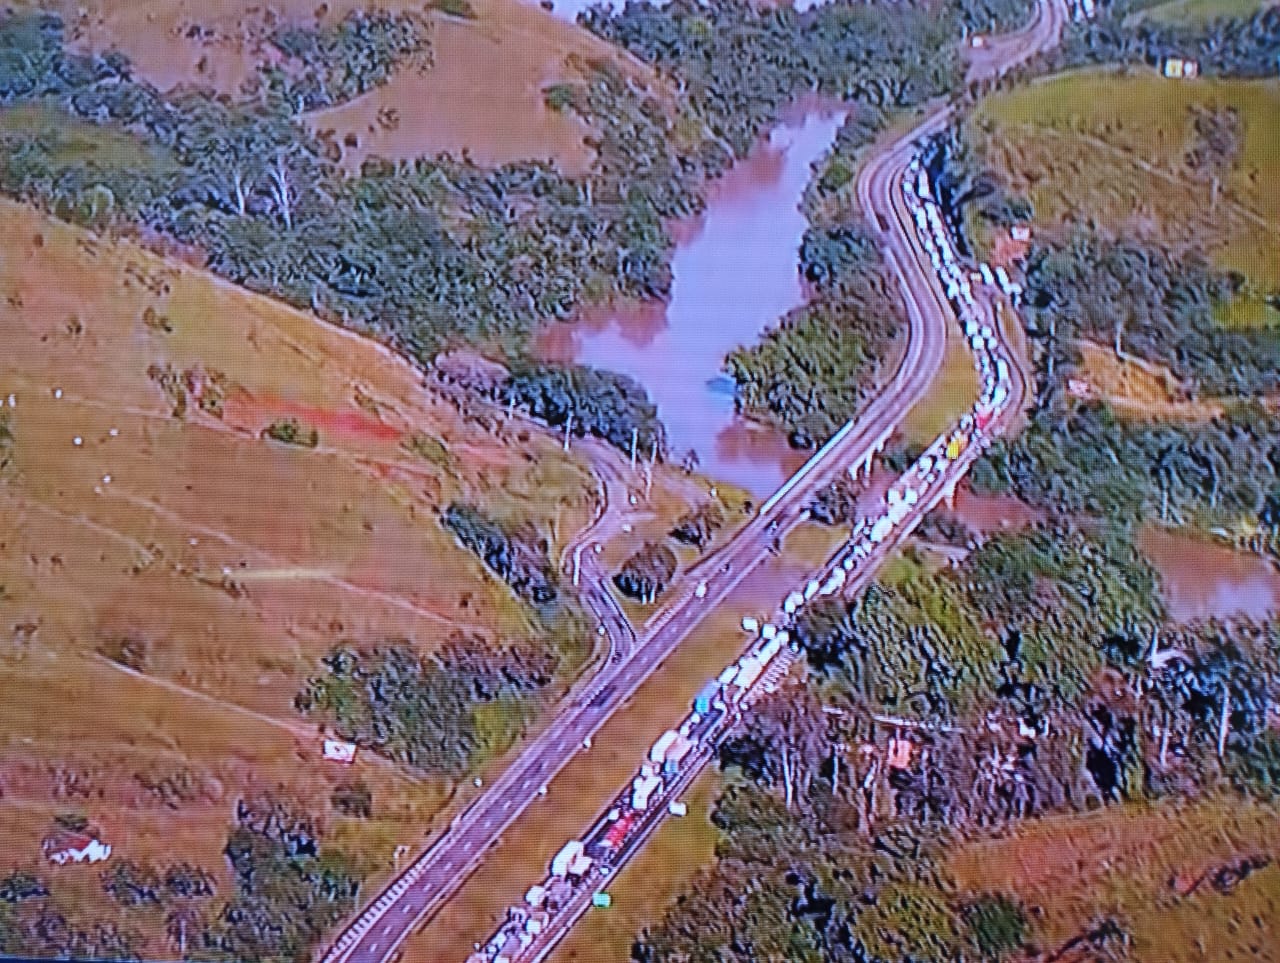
xmin=967 ymin=69 xmax=1280 ymax=286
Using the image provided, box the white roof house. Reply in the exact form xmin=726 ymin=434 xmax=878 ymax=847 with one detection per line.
xmin=43 ymin=831 xmax=111 ymax=866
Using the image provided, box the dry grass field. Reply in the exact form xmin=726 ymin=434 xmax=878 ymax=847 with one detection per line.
xmin=38 ymin=0 xmax=660 ymax=175
xmin=0 ymin=197 xmax=602 ymax=940
xmin=951 ymin=799 xmax=1280 ymax=962
xmin=900 ymin=311 xmax=982 ymax=447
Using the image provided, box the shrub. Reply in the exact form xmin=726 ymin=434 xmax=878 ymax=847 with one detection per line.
xmin=615 ymin=542 xmax=678 ymax=602
xmin=331 ymin=779 xmax=374 ymax=819
xmin=262 ymin=417 xmax=319 ymax=448
xmin=964 ymin=893 xmax=1027 ymax=959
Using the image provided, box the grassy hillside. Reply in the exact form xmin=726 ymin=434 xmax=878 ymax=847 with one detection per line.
xmin=951 ymin=799 xmax=1280 ymax=962
xmin=1135 ymin=0 xmax=1277 ymax=25
xmin=0 ymin=198 xmax=599 ymax=954
xmin=39 ymin=0 xmax=654 ymax=174
xmin=965 ymin=69 xmax=1280 ymax=290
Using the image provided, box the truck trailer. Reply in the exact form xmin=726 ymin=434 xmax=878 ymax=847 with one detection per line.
xmin=631 ymin=773 xmax=662 ymax=811
xmin=694 ymin=680 xmax=721 ymax=715
xmin=649 ymin=730 xmax=679 ymax=765
xmin=551 ymin=840 xmax=585 ymax=878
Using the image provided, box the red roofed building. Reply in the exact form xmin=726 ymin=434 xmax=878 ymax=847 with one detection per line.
xmin=42 ymin=830 xmax=112 ymax=866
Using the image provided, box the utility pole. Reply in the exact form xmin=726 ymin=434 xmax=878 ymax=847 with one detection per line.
xmin=563 ymin=413 xmax=574 ymax=452
xmin=630 ymin=427 xmax=639 ymax=470
xmin=572 ymin=548 xmax=581 ymax=587
xmin=1217 ymin=681 xmax=1232 ymax=758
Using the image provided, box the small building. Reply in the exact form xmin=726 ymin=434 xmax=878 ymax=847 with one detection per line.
xmin=1162 ymin=57 xmax=1200 ymax=79
xmin=43 ymin=831 xmax=111 ymax=866
xmin=1067 ymin=378 xmax=1093 ymax=399
xmin=1010 ymin=224 xmax=1031 ymax=243
xmin=323 ymin=738 xmax=358 ymax=764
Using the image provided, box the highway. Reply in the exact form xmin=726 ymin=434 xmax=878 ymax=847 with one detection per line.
xmin=323 ymin=5 xmax=1064 ymax=963
xmin=966 ymin=0 xmax=1068 ymax=84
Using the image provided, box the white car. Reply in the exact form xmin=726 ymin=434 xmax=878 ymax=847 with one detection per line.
xmin=695 ymin=581 xmax=708 ymax=598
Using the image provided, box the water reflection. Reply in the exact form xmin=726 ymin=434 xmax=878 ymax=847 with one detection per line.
xmin=537 ymin=111 xmax=845 ymax=496
xmin=1139 ymin=528 xmax=1280 ymax=624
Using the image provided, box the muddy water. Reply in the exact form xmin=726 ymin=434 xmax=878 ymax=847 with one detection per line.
xmin=538 ymin=110 xmax=845 ymax=497
xmin=1138 ymin=528 xmax=1280 ymax=623
xmin=942 ymin=492 xmax=1280 ymax=623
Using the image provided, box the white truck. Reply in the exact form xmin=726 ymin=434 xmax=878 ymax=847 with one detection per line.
xmin=631 ymin=773 xmax=662 ymax=811
xmin=734 ymin=656 xmax=766 ymax=691
xmin=551 ymin=840 xmax=585 ymax=878
xmin=649 ymin=730 xmax=679 ymax=765
xmin=869 ymin=516 xmax=893 ymax=544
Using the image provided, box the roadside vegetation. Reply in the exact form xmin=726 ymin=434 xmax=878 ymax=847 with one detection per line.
xmin=726 ymin=218 xmax=904 ymax=448
xmin=636 ymin=520 xmax=1280 ymax=961
xmin=1051 ymin=0 xmax=1280 ymax=76
xmin=296 ymin=640 xmax=558 ymax=777
xmin=262 ymin=9 xmax=431 ymax=112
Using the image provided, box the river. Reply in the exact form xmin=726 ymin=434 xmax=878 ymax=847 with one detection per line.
xmin=538 ymin=109 xmax=846 ymax=497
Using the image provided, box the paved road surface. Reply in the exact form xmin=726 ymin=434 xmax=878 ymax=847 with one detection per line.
xmin=325 ymin=5 xmax=1063 ymax=961
xmin=325 ymin=113 xmax=953 ymax=963
xmin=966 ymin=0 xmax=1068 ymax=83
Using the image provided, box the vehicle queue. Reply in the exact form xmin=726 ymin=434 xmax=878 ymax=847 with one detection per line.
xmin=465 ymin=155 xmax=1022 ymax=963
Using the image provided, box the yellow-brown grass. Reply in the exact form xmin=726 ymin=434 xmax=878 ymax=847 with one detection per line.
xmin=0 ymin=198 xmax=599 ymax=947
xmin=46 ymin=0 xmax=661 ymax=175
xmin=1075 ymin=340 xmax=1226 ymax=421
xmin=951 ymin=799 xmax=1280 ymax=962
xmin=967 ymin=70 xmax=1280 ymax=286
xmin=901 ymin=311 xmax=981 ymax=447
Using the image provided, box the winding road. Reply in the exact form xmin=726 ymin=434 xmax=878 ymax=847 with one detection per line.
xmin=323 ymin=4 xmax=1067 ymax=962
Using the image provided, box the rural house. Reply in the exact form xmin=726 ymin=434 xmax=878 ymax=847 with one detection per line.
xmin=42 ymin=830 xmax=112 ymax=866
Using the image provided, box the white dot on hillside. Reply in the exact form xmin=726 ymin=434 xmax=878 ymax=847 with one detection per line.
xmin=73 ymin=436 xmax=83 ymax=446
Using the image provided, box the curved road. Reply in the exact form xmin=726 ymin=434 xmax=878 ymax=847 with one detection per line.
xmin=325 ymin=5 xmax=1065 ymax=962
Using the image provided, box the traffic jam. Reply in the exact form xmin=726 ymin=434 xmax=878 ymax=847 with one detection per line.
xmin=465 ymin=157 xmax=1020 ymax=963
xmin=465 ymin=633 xmax=798 ymax=963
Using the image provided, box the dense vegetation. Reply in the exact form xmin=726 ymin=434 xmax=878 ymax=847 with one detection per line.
xmin=442 ymin=502 xmax=559 ymax=607
xmin=582 ymin=0 xmax=963 ymax=161
xmin=500 ymin=364 xmax=667 ymax=458
xmin=203 ymin=795 xmax=360 ymax=963
xmin=0 ymin=13 xmax=686 ymax=364
xmin=1021 ymin=237 xmax=1280 ymax=396
xmin=967 ymin=236 xmax=1280 ymax=533
xmin=726 ymin=217 xmax=904 ymax=447
xmin=1051 ymin=0 xmax=1280 ymax=77
xmin=639 ymin=522 xmax=1280 ymax=960
xmin=264 ymin=9 xmax=429 ymax=112
xmin=795 ymin=526 xmax=1162 ymax=721
xmin=615 ymin=541 xmax=679 ymax=602
xmin=296 ymin=639 xmax=556 ymax=777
